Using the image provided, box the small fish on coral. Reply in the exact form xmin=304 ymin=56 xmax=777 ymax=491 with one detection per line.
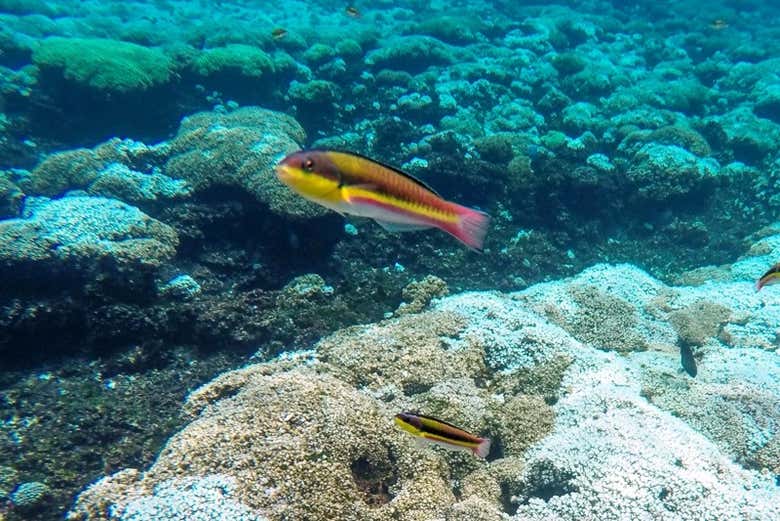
xmin=275 ymin=150 xmax=490 ymax=251
xmin=394 ymin=412 xmax=491 ymax=458
xmin=756 ymin=262 xmax=780 ymax=291
xmin=271 ymin=27 xmax=288 ymax=40
xmin=345 ymin=6 xmax=361 ymax=17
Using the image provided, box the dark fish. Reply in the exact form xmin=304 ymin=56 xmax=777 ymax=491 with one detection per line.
xmin=271 ymin=28 xmax=288 ymax=40
xmin=346 ymin=6 xmax=361 ymax=17
xmin=680 ymin=342 xmax=697 ymax=378
xmin=709 ymin=19 xmax=728 ymax=30
xmin=756 ymin=262 xmax=780 ymax=292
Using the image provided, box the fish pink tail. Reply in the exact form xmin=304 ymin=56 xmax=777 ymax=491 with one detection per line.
xmin=446 ymin=204 xmax=490 ymax=252
xmin=473 ymin=437 xmax=491 ymax=459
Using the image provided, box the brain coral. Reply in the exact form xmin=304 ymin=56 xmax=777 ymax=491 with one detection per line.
xmin=33 ymin=37 xmax=172 ymax=93
xmin=164 ymin=107 xmax=326 ymax=219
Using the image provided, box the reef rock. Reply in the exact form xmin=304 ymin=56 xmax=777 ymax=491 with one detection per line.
xmin=23 ymin=138 xmax=181 ymax=203
xmin=625 ymin=143 xmax=720 ymax=201
xmin=0 ymin=195 xmax=178 ymax=275
xmin=164 ymin=107 xmax=326 ymax=220
xmin=69 ymin=257 xmax=780 ymax=520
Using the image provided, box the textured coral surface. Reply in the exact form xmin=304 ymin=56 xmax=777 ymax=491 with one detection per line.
xmin=69 ymin=261 xmax=780 ymax=521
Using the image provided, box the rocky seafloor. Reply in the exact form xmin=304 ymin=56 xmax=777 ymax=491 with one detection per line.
xmin=1 ymin=0 xmax=780 ymax=519
xmin=65 ymin=233 xmax=780 ymax=521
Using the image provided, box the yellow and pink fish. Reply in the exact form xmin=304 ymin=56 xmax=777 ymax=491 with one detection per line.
xmin=275 ymin=150 xmax=490 ymax=251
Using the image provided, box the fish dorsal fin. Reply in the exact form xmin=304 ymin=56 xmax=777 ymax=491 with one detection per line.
xmin=312 ymin=149 xmax=441 ymax=196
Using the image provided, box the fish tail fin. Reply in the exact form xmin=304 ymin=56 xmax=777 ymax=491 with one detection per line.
xmin=473 ymin=437 xmax=491 ymax=459
xmin=447 ymin=204 xmax=490 ymax=252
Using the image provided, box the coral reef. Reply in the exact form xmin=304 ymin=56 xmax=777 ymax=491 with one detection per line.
xmin=32 ymin=37 xmax=172 ymax=94
xmin=365 ymin=36 xmax=456 ymax=73
xmin=669 ymin=300 xmax=732 ymax=346
xmin=2 ymin=2 xmax=780 ymax=520
xmin=0 ymin=177 xmax=23 ymax=218
xmin=192 ymin=45 xmax=274 ymax=81
xmin=106 ymin=475 xmax=267 ymax=521
xmin=395 ymin=274 xmax=448 ymax=315
xmin=67 ymin=259 xmax=780 ymax=521
xmin=163 ymin=107 xmax=325 ymax=219
xmin=625 ymin=143 xmax=719 ymax=201
xmin=156 ymin=274 xmax=201 ymax=300
xmin=0 ymin=343 xmax=249 ymax=521
xmin=0 ymin=466 xmax=19 ymax=500
xmin=562 ymin=284 xmax=647 ymax=353
xmin=70 ymin=367 xmax=460 ymax=521
xmin=9 ymin=481 xmax=50 ymax=509
xmin=0 ymin=195 xmax=178 ymax=275
xmin=3 ymin=0 xmax=776 ymax=297
xmin=22 ymin=138 xmax=178 ymax=202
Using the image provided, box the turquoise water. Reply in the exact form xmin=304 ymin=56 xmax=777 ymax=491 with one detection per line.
xmin=0 ymin=1 xmax=779 ymax=519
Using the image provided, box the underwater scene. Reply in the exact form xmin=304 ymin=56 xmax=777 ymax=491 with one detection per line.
xmin=1 ymin=0 xmax=780 ymax=519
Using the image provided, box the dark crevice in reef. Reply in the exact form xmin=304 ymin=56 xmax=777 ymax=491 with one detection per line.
xmin=158 ymin=186 xmax=344 ymax=290
xmin=485 ymin=433 xmax=505 ymax=462
xmin=501 ymin=459 xmax=579 ymax=515
xmin=521 ymin=476 xmax=579 ymax=503
xmin=350 ymin=451 xmax=398 ymax=507
xmin=500 ymin=481 xmax=520 ymax=516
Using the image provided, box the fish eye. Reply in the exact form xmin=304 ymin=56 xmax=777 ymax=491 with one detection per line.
xmin=302 ymin=158 xmax=315 ymax=172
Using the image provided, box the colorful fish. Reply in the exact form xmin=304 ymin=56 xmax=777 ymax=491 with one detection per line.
xmin=756 ymin=262 xmax=780 ymax=291
xmin=394 ymin=412 xmax=491 ymax=458
xmin=274 ymin=150 xmax=490 ymax=251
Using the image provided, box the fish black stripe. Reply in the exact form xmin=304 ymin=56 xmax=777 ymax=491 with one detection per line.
xmin=309 ymin=149 xmax=441 ymax=196
xmin=414 ymin=414 xmax=480 ymax=443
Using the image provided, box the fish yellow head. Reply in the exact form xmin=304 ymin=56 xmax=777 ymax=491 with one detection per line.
xmin=275 ymin=150 xmax=343 ymax=203
xmin=394 ymin=412 xmax=423 ymax=436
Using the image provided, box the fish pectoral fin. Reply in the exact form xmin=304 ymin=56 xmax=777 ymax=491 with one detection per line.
xmin=412 ymin=436 xmax=430 ymax=450
xmin=374 ymin=219 xmax=433 ymax=233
